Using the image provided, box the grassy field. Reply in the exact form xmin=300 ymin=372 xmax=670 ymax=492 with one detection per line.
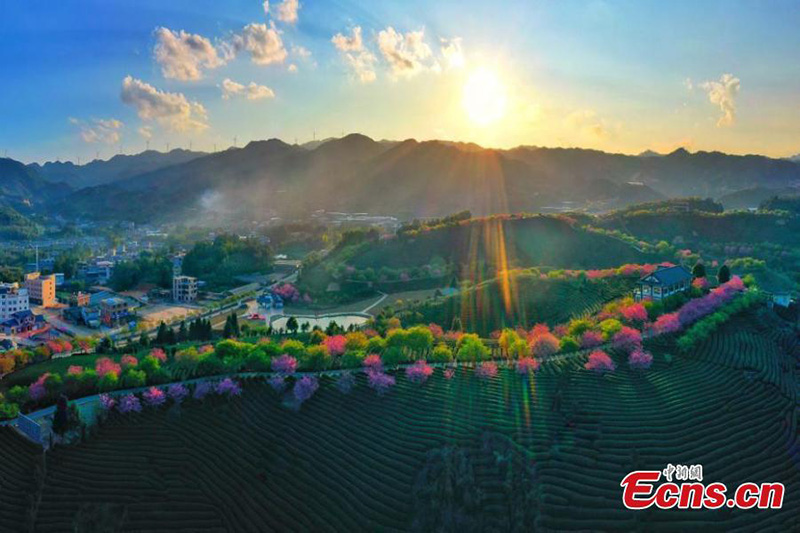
xmin=0 ymin=309 xmax=797 ymax=531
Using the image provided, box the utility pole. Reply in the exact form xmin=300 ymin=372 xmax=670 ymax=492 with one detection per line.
xmin=233 ymin=136 xmax=238 ymax=148
xmin=146 ymin=140 xmax=150 ymax=151
xmin=166 ymin=142 xmax=170 ymax=152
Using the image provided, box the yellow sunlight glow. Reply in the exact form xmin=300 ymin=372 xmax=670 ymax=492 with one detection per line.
xmin=462 ymin=67 xmax=507 ymax=126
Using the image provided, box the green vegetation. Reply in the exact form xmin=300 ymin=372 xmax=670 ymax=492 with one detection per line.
xmin=0 ymin=206 xmax=42 ymax=240
xmin=182 ymin=234 xmax=272 ymax=289
xmin=299 ymin=215 xmax=647 ymax=303
xmin=0 ymin=307 xmax=796 ymax=530
xmin=402 ymin=274 xmax=635 ymax=336
xmin=109 ymin=252 xmax=173 ymax=291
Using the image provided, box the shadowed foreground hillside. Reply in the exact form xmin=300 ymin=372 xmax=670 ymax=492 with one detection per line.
xmin=0 ymin=311 xmax=797 ymax=532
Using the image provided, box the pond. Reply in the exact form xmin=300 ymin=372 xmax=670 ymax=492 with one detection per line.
xmin=270 ymin=313 xmax=370 ymax=330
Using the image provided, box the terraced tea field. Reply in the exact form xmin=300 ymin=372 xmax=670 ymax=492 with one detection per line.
xmin=0 ymin=314 xmax=797 ymax=532
xmin=407 ymin=275 xmax=633 ymax=335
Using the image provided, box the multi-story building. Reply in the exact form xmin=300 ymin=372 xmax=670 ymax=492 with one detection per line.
xmin=0 ymin=283 xmax=30 ymax=320
xmin=173 ymin=275 xmax=198 ymax=303
xmin=25 ymin=272 xmax=56 ymax=307
xmin=100 ymin=297 xmax=130 ymax=326
xmin=77 ymin=260 xmax=114 ymax=286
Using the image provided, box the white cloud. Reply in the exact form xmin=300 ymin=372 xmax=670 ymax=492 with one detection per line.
xmin=262 ymin=1 xmax=270 ymax=15
xmin=292 ymin=45 xmax=311 ymax=58
xmin=232 ymin=22 xmax=288 ymax=66
xmin=332 ymin=26 xmax=376 ymax=83
xmin=377 ymin=27 xmax=436 ymax=79
xmin=120 ymin=76 xmax=209 ymax=132
xmin=440 ymin=37 xmax=464 ymax=69
xmin=221 ymin=78 xmax=276 ymax=100
xmin=700 ymin=73 xmax=740 ymax=127
xmin=332 ymin=26 xmax=364 ymax=52
xmin=288 ymin=64 xmax=298 ymax=73
xmin=69 ymin=117 xmax=123 ymax=144
xmin=275 ymin=0 xmax=300 ymax=24
xmin=138 ymin=126 xmax=153 ymax=140
xmin=153 ymin=27 xmax=226 ymax=81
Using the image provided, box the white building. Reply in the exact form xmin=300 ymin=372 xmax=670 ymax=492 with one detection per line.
xmin=0 ymin=283 xmax=30 ymax=320
xmin=173 ymin=275 xmax=198 ymax=303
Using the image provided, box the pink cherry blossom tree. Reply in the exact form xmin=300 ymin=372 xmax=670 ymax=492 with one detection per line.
xmin=584 ymin=350 xmax=616 ymax=374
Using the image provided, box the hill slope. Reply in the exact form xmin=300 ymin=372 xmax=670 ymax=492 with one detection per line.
xmin=31 ymin=149 xmax=205 ymax=189
xmin=48 ymin=135 xmax=800 ymax=224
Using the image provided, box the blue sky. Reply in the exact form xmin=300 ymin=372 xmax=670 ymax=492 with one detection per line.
xmin=2 ymin=0 xmax=800 ymax=163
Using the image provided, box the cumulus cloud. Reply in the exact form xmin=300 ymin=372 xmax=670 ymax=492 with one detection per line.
xmin=288 ymin=64 xmax=298 ymax=73
xmin=699 ymin=73 xmax=740 ymax=127
xmin=221 ymin=78 xmax=276 ymax=100
xmin=120 ymin=76 xmax=209 ymax=132
xmin=231 ymin=22 xmax=288 ymax=65
xmin=153 ymin=27 xmax=226 ymax=81
xmin=440 ymin=37 xmax=464 ymax=69
xmin=262 ymin=1 xmax=269 ymax=15
xmin=69 ymin=117 xmax=124 ymax=144
xmin=332 ymin=26 xmax=376 ymax=83
xmin=377 ymin=27 xmax=436 ymax=79
xmin=275 ymin=0 xmax=300 ymax=24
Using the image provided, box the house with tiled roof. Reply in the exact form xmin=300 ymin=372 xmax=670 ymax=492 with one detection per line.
xmin=634 ymin=265 xmax=693 ymax=302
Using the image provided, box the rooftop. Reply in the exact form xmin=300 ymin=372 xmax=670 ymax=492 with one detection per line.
xmin=639 ymin=265 xmax=693 ymax=285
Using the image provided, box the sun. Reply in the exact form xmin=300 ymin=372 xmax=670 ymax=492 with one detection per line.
xmin=462 ymin=67 xmax=507 ymax=126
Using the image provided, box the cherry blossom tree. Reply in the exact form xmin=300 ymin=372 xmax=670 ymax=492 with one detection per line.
xmin=584 ymin=350 xmax=616 ymax=374
xmin=628 ymin=348 xmax=654 ymax=370
xmin=216 ymin=378 xmax=242 ymax=397
xmin=150 ymin=348 xmax=167 ymax=362
xmin=193 ymin=381 xmax=213 ymax=400
xmin=612 ymin=326 xmax=643 ymax=354
xmin=67 ymin=365 xmax=84 ymax=376
xmin=271 ymin=354 xmax=298 ymax=374
xmin=120 ymin=355 xmax=138 ymax=368
xmin=323 ymin=335 xmax=347 ymax=356
xmin=516 ymin=357 xmax=540 ymax=375
xmin=475 ymin=361 xmax=498 ymax=380
xmin=142 ymin=387 xmax=166 ymax=407
xmin=167 ymin=383 xmax=189 ymax=403
xmin=366 ymin=369 xmax=396 ymax=395
xmin=99 ymin=393 xmax=116 ymax=411
xmin=405 ymin=360 xmax=434 ymax=384
xmin=580 ymin=331 xmax=604 ymax=349
xmin=95 ymin=357 xmax=122 ymax=378
xmin=336 ymin=372 xmax=356 ymax=394
xmin=363 ymin=354 xmax=383 ymax=372
xmin=293 ymin=376 xmax=319 ymax=402
xmin=118 ymin=394 xmax=142 ymax=413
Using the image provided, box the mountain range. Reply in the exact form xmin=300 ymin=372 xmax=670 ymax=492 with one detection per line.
xmin=3 ymin=135 xmax=800 ymax=224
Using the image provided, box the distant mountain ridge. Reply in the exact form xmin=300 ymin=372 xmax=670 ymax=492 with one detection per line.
xmin=7 ymin=134 xmax=800 ymax=224
xmin=0 ymin=157 xmax=71 ymax=209
xmin=30 ymin=148 xmax=206 ymax=188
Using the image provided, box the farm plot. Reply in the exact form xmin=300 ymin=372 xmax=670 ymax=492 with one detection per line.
xmin=0 ymin=319 xmax=797 ymax=531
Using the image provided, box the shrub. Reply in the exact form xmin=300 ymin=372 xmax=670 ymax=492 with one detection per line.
xmin=149 ymin=348 xmax=167 ymax=362
xmin=272 ymin=354 xmax=298 ymax=374
xmin=363 ymin=354 xmax=383 ymax=371
xmin=67 ymin=365 xmax=84 ymax=376
xmin=267 ymin=375 xmax=286 ymax=392
xmin=516 ymin=357 xmax=540 ymax=375
xmin=216 ymin=378 xmax=242 ymax=397
xmin=121 ymin=368 xmax=147 ymax=388
xmin=628 ymin=348 xmax=654 ymax=370
xmin=431 ymin=343 xmax=453 ymax=363
xmin=580 ymin=331 xmax=604 ymax=349
xmin=559 ymin=336 xmax=580 ymax=353
xmin=303 ymin=345 xmax=332 ymax=371
xmin=405 ymin=360 xmax=433 ymax=384
xmin=620 ymin=303 xmax=648 ymax=324
xmin=456 ymin=334 xmax=489 ymax=363
xmin=366 ymin=369 xmax=396 ymax=395
xmin=99 ymin=372 xmax=119 ymax=392
xmin=475 ymin=361 xmax=498 ymax=380
xmin=530 ymin=333 xmax=560 ymax=357
xmin=443 ymin=367 xmax=456 ymax=379
xmin=323 ymin=335 xmax=347 ymax=356
xmin=612 ymin=327 xmax=642 ymax=354
xmin=366 ymin=336 xmax=386 ymax=354
xmin=120 ymin=355 xmax=138 ymax=368
xmin=167 ymin=383 xmax=189 ymax=403
xmin=280 ymin=339 xmax=306 ymax=358
xmin=293 ymin=376 xmax=319 ymax=402
xmin=99 ymin=393 xmax=115 ymax=411
xmin=344 ymin=332 xmax=368 ymax=352
xmin=142 ymin=387 xmax=166 ymax=407
xmin=584 ymin=350 xmax=615 ymax=374
xmin=599 ymin=319 xmax=623 ymax=339
xmin=381 ymin=346 xmax=406 ymax=366
xmin=117 ymin=394 xmax=141 ymax=413
xmin=340 ymin=350 xmax=366 ymax=369
xmin=95 ymin=357 xmax=121 ymax=378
